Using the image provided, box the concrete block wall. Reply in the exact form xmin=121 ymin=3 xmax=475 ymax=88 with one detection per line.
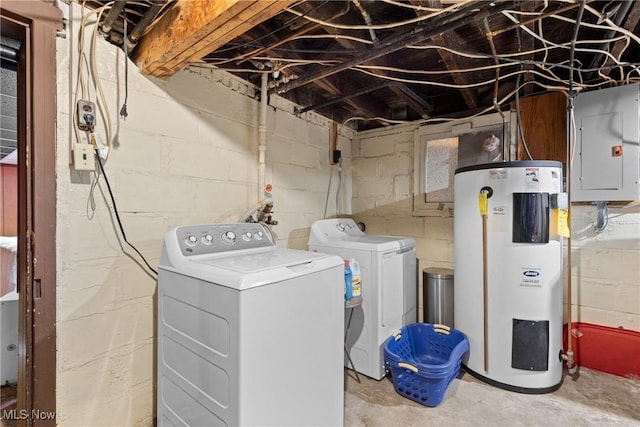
xmin=55 ymin=3 xmax=352 ymax=425
xmin=352 ymin=125 xmax=454 ymax=323
xmin=352 ymin=125 xmax=640 ymax=331
xmin=569 ymin=205 xmax=640 ymax=330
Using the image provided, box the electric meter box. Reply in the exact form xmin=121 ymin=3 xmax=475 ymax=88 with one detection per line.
xmin=571 ymin=83 xmax=640 ymax=202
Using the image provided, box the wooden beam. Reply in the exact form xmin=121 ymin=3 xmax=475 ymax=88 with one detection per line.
xmin=132 ymin=0 xmax=296 ymax=78
xmin=410 ymin=0 xmax=478 ymax=109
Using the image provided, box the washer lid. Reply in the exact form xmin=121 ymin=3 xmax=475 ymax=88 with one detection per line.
xmin=192 ymin=247 xmax=323 ymax=273
xmin=168 ymin=247 xmax=343 ymax=290
xmin=309 ymin=218 xmax=414 ymax=252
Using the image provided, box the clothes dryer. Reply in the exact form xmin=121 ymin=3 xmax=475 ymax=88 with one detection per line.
xmin=308 ymin=218 xmax=417 ymax=380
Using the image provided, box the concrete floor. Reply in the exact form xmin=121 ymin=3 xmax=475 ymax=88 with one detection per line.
xmin=344 ymin=367 xmax=640 ymax=426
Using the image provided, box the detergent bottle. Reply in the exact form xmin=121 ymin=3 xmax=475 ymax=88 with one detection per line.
xmin=349 ymin=258 xmax=361 ymax=298
xmin=344 ymin=260 xmax=353 ymax=300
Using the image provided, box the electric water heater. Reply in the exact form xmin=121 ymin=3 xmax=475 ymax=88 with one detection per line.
xmin=454 ymin=161 xmax=564 ymax=393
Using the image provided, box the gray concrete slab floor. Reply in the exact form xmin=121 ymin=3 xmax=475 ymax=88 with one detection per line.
xmin=344 ymin=367 xmax=640 ymax=426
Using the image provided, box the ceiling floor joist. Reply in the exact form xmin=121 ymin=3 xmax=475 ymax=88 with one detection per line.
xmin=132 ymin=0 xmax=296 ymax=78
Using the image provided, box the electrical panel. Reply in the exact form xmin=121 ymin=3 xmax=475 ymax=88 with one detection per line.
xmin=571 ymin=83 xmax=640 ymax=201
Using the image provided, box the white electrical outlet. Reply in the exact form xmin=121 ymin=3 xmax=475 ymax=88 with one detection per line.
xmin=77 ymin=100 xmax=96 ymax=131
xmin=73 ymin=143 xmax=95 ymax=171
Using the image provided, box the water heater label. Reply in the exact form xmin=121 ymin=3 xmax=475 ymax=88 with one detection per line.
xmin=489 ymin=169 xmax=508 ymax=180
xmin=490 ymin=205 xmax=509 ymax=232
xmin=525 ymin=168 xmax=540 ymax=191
xmin=519 ymin=266 xmax=542 ymax=287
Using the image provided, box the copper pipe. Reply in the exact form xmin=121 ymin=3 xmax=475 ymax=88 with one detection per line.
xmin=482 ymin=212 xmax=489 ymax=372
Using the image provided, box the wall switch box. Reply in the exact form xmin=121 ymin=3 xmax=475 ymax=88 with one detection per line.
xmin=571 ymin=83 xmax=640 ymax=201
xmin=332 ymin=149 xmax=341 ymax=164
xmin=73 ymin=143 xmax=95 ymax=171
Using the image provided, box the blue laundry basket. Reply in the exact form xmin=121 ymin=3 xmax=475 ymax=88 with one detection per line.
xmin=384 ymin=323 xmax=469 ymax=407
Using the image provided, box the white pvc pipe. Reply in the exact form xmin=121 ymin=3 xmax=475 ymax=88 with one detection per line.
xmin=258 ymin=72 xmax=268 ymax=199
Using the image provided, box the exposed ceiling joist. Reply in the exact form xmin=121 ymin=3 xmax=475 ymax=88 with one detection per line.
xmin=132 ymin=0 xmax=296 ymax=78
xmin=601 ymin=0 xmax=640 ymax=76
xmin=271 ymin=1 xmax=516 ymax=95
xmin=411 ymin=0 xmax=478 ymax=110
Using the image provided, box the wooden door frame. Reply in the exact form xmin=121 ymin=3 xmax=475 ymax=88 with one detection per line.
xmin=0 ymin=2 xmax=60 ymax=425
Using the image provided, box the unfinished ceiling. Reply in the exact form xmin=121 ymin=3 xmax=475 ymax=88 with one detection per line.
xmin=86 ymin=0 xmax=640 ymax=131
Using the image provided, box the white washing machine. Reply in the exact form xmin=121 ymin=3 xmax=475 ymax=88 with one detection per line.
xmin=308 ymin=218 xmax=417 ymax=380
xmin=158 ymin=223 xmax=344 ymax=427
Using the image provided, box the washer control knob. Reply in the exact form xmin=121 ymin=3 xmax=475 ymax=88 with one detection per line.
xmin=255 ymin=231 xmax=264 ymax=240
xmin=337 ymin=223 xmax=346 ymax=232
xmin=185 ymin=235 xmax=198 ymax=246
xmin=242 ymin=232 xmax=252 ymax=241
xmin=222 ymin=231 xmax=236 ymax=244
xmin=202 ymin=234 xmax=214 ymax=244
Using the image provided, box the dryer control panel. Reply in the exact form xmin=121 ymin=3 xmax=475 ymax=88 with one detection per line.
xmin=176 ymin=223 xmax=273 ymax=256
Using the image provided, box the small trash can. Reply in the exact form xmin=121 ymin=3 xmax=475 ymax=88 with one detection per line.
xmin=423 ymin=268 xmax=454 ymax=327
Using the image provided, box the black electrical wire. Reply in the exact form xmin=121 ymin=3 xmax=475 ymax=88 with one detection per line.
xmin=120 ymin=17 xmax=128 ymax=119
xmin=95 ymin=151 xmax=158 ymax=276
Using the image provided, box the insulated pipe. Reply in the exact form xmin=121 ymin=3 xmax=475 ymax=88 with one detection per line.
xmin=127 ymin=1 xmax=164 ymax=49
xmin=100 ymin=0 xmax=127 ymax=35
xmin=258 ymin=72 xmax=268 ymax=199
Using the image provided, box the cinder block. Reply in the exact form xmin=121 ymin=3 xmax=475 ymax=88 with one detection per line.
xmin=425 ymin=216 xmax=454 ymax=240
xmin=394 ymin=175 xmax=411 ymax=197
xmin=575 ymin=306 xmax=639 ymax=330
xmin=114 ymin=172 xmax=198 ymax=214
xmin=374 ymin=196 xmax=412 ymax=217
xmin=168 ymin=142 xmax=229 ymax=180
xmin=614 ymin=284 xmax=640 ymax=314
xmin=286 ymin=189 xmax=324 ymax=214
xmin=290 ymin=142 xmax=321 ymax=169
xmin=194 ymin=180 xmax=253 ymax=221
xmin=355 ymin=177 xmax=393 ymax=197
xmin=272 ymin=163 xmax=307 ymax=190
xmin=352 ymin=197 xmax=376 ymax=215
xmin=305 ymin=167 xmax=330 ymax=192
xmin=228 ymin=149 xmax=258 ymax=183
xmin=387 ymin=217 xmax=425 ymax=238
xmin=110 ymin=128 xmax=163 ymax=173
xmin=274 ymin=109 xmax=306 ymax=142
xmin=307 ymin=123 xmax=330 ymax=149
xmin=379 ymin=155 xmax=412 ymax=177
xmin=266 ymin=134 xmax=293 ymax=164
xmin=116 ymin=262 xmax=158 ymax=303
xmin=57 ymin=212 xmax=123 ymax=260
xmin=396 ymin=141 xmax=413 ymax=153
xmin=574 ymin=246 xmax=639 ymax=285
xmin=360 ymin=136 xmax=395 ymax=158
xmin=352 ymin=158 xmax=378 ymax=177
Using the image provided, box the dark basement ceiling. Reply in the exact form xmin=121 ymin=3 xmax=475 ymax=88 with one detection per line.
xmin=85 ymin=0 xmax=640 ymax=131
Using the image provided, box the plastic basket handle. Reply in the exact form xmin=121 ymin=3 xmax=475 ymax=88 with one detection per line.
xmin=398 ymin=362 xmax=419 ymax=373
xmin=433 ymin=324 xmax=451 ymax=335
